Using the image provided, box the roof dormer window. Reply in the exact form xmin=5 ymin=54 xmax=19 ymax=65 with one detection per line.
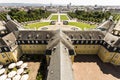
xmin=89 ymin=34 xmax=92 ymax=39
xmin=4 ymin=47 xmax=7 ymax=51
xmin=46 ymin=34 xmax=50 ymax=39
xmin=36 ymin=34 xmax=39 ymax=39
xmin=113 ymin=47 xmax=117 ymax=51
xmin=18 ymin=35 xmax=21 ymax=39
xmin=22 ymin=41 xmax=24 ymax=44
xmin=70 ymin=35 xmax=73 ymax=39
xmin=98 ymin=35 xmax=102 ymax=39
xmin=107 ymin=45 xmax=110 ymax=49
xmin=28 ymin=34 xmax=31 ymax=39
xmin=79 ymin=34 xmax=82 ymax=39
xmin=100 ymin=40 xmax=102 ymax=43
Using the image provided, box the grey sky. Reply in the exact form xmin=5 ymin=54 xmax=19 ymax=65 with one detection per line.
xmin=0 ymin=0 xmax=120 ymax=6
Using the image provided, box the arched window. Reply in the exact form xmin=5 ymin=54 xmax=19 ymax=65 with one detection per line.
xmin=4 ymin=47 xmax=7 ymax=51
xmin=36 ymin=41 xmax=38 ymax=44
xmin=95 ymin=41 xmax=98 ymax=44
xmin=86 ymin=40 xmax=88 ymax=44
xmin=107 ymin=45 xmax=110 ymax=49
xmin=91 ymin=41 xmax=93 ymax=44
xmin=113 ymin=47 xmax=117 ymax=51
xmin=22 ymin=41 xmax=24 ymax=44
xmin=76 ymin=40 xmax=79 ymax=44
xmin=81 ymin=41 xmax=84 ymax=44
xmin=42 ymin=41 xmax=44 ymax=44
xmin=32 ymin=41 xmax=34 ymax=44
xmin=18 ymin=41 xmax=20 ymax=44
xmin=100 ymin=40 xmax=102 ymax=43
xmin=114 ymin=31 xmax=118 ymax=35
xmin=28 ymin=41 xmax=30 ymax=44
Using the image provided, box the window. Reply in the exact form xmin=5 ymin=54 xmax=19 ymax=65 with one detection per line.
xmin=32 ymin=41 xmax=34 ymax=44
xmin=91 ymin=41 xmax=93 ymax=44
xmin=103 ymin=42 xmax=106 ymax=45
xmin=100 ymin=41 xmax=102 ymax=43
xmin=81 ymin=41 xmax=84 ymax=44
xmin=76 ymin=40 xmax=79 ymax=44
xmin=113 ymin=47 xmax=117 ymax=51
xmin=22 ymin=41 xmax=24 ymax=44
xmin=42 ymin=41 xmax=44 ymax=44
xmin=4 ymin=48 xmax=7 ymax=51
xmin=107 ymin=45 xmax=110 ymax=49
xmin=28 ymin=41 xmax=30 ymax=43
xmin=18 ymin=35 xmax=21 ymax=39
xmin=1 ymin=31 xmax=4 ymax=34
xmin=86 ymin=41 xmax=88 ymax=44
xmin=114 ymin=31 xmax=118 ymax=35
xmin=18 ymin=41 xmax=20 ymax=44
xmin=95 ymin=41 xmax=98 ymax=44
xmin=36 ymin=41 xmax=38 ymax=44
xmin=1 ymin=53 xmax=5 ymax=58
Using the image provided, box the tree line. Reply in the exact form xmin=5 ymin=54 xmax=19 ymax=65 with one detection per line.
xmin=0 ymin=8 xmax=51 ymax=22
xmin=68 ymin=10 xmax=111 ymax=23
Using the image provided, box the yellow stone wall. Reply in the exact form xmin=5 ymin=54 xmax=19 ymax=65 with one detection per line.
xmin=20 ymin=45 xmax=46 ymax=54
xmin=110 ymin=53 xmax=120 ymax=65
xmin=6 ymin=47 xmax=22 ymax=62
xmin=98 ymin=46 xmax=115 ymax=63
xmin=1 ymin=44 xmax=120 ymax=66
xmin=0 ymin=47 xmax=22 ymax=64
xmin=0 ymin=52 xmax=10 ymax=64
xmin=74 ymin=45 xmax=100 ymax=54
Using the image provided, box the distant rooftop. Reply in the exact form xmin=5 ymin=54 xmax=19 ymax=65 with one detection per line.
xmin=114 ymin=20 xmax=120 ymax=31
xmin=0 ymin=21 xmax=6 ymax=30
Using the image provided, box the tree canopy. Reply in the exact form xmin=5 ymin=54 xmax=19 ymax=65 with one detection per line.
xmin=68 ymin=10 xmax=111 ymax=23
xmin=0 ymin=8 xmax=51 ymax=22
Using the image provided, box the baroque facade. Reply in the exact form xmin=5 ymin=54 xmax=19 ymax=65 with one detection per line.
xmin=0 ymin=18 xmax=120 ymax=80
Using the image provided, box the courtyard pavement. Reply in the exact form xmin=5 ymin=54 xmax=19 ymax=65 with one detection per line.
xmin=73 ymin=55 xmax=120 ymax=80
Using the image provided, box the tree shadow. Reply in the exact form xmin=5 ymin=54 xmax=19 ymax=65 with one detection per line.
xmin=20 ymin=54 xmax=44 ymax=62
xmin=20 ymin=54 xmax=47 ymax=80
xmin=74 ymin=54 xmax=120 ymax=79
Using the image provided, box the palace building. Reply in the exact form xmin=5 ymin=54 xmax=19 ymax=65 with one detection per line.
xmin=0 ymin=18 xmax=120 ymax=80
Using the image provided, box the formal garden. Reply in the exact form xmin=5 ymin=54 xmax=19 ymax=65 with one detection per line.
xmin=50 ymin=15 xmax=58 ymax=20
xmin=68 ymin=22 xmax=96 ymax=30
xmin=60 ymin=15 xmax=69 ymax=20
xmin=24 ymin=22 xmax=50 ymax=29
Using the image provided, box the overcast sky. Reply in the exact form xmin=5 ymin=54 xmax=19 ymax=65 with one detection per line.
xmin=0 ymin=0 xmax=120 ymax=6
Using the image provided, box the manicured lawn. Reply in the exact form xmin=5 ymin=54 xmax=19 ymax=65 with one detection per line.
xmin=60 ymin=15 xmax=69 ymax=20
xmin=50 ymin=15 xmax=58 ymax=20
xmin=68 ymin=22 xmax=96 ymax=30
xmin=25 ymin=22 xmax=50 ymax=29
